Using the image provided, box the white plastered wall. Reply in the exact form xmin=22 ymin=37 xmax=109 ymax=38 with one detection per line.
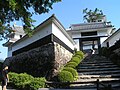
xmin=102 ymin=30 xmax=120 ymax=47
xmin=52 ymin=23 xmax=75 ymax=50
xmin=12 ymin=23 xmax=52 ymax=53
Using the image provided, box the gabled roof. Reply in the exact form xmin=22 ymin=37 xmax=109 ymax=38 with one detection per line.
xmin=12 ymin=14 xmax=75 ymax=46
xmin=70 ymin=22 xmax=113 ymax=30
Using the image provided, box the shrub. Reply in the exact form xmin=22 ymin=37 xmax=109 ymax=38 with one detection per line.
xmin=63 ymin=67 xmax=78 ymax=80
xmin=65 ymin=62 xmax=78 ymax=68
xmin=75 ymin=51 xmax=84 ymax=59
xmin=74 ymin=55 xmax=82 ymax=59
xmin=8 ymin=72 xmax=46 ymax=90
xmin=99 ymin=47 xmax=110 ymax=57
xmin=56 ymin=51 xmax=84 ymax=83
xmin=110 ymin=39 xmax=120 ymax=51
xmin=71 ymin=56 xmax=81 ymax=65
xmin=28 ymin=77 xmax=46 ymax=90
xmin=9 ymin=72 xmax=34 ymax=88
xmin=8 ymin=72 xmax=19 ymax=85
xmin=58 ymin=71 xmax=74 ymax=82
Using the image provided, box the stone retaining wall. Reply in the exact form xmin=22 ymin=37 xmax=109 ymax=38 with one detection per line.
xmin=4 ymin=43 xmax=73 ymax=80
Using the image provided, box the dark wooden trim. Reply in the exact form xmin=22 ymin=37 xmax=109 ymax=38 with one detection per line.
xmin=73 ymin=35 xmax=108 ymax=40
xmin=13 ymin=34 xmax=73 ymax=56
xmin=12 ymin=34 xmax=52 ymax=55
xmin=73 ymin=37 xmax=100 ymax=41
xmin=73 ymin=37 xmax=101 ymax=51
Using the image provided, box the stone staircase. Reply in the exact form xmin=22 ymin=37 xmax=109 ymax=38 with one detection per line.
xmin=70 ymin=55 xmax=120 ymax=90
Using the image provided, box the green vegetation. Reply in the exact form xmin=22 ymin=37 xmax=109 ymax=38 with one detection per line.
xmin=28 ymin=77 xmax=46 ymax=90
xmin=71 ymin=56 xmax=81 ymax=65
xmin=83 ymin=8 xmax=103 ymax=23
xmin=8 ymin=72 xmax=46 ymax=90
xmin=58 ymin=71 xmax=74 ymax=82
xmin=109 ymin=39 xmax=120 ymax=66
xmin=0 ymin=0 xmax=61 ymax=40
xmin=75 ymin=51 xmax=84 ymax=59
xmin=99 ymin=39 xmax=120 ymax=67
xmin=99 ymin=47 xmax=110 ymax=57
xmin=57 ymin=50 xmax=84 ymax=82
xmin=63 ymin=67 xmax=78 ymax=80
xmin=65 ymin=62 xmax=78 ymax=68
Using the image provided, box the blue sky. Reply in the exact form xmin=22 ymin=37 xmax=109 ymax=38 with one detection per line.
xmin=0 ymin=0 xmax=120 ymax=60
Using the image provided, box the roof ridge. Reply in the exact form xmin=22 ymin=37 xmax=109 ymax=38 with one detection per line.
xmin=71 ymin=22 xmax=106 ymax=26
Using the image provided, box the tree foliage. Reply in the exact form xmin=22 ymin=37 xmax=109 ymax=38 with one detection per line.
xmin=0 ymin=0 xmax=61 ymax=40
xmin=83 ymin=8 xmax=104 ymax=23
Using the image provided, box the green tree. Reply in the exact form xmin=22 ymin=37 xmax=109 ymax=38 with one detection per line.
xmin=83 ymin=8 xmax=103 ymax=23
xmin=0 ymin=0 xmax=61 ymax=40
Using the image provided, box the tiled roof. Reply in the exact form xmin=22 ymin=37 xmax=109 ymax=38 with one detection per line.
xmin=70 ymin=22 xmax=113 ymax=30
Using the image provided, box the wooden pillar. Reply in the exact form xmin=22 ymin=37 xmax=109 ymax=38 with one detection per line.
xmin=97 ymin=38 xmax=101 ymax=54
xmin=97 ymin=79 xmax=99 ymax=90
xmin=79 ymin=39 xmax=83 ymax=51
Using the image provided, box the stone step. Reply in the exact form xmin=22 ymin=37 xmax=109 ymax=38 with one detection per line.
xmin=78 ymin=65 xmax=118 ymax=69
xmin=78 ymin=67 xmax=120 ymax=72
xmin=39 ymin=89 xmax=97 ymax=90
xmin=76 ymin=55 xmax=120 ymax=89
xmin=70 ymin=82 xmax=120 ymax=89
xmin=70 ymin=83 xmax=96 ymax=89
xmin=81 ymin=61 xmax=112 ymax=64
xmin=78 ymin=70 xmax=120 ymax=75
xmin=78 ymin=64 xmax=117 ymax=68
xmin=77 ymin=78 xmax=120 ymax=82
xmin=79 ymin=63 xmax=115 ymax=66
xmin=82 ymin=59 xmax=108 ymax=62
xmin=78 ymin=74 xmax=120 ymax=79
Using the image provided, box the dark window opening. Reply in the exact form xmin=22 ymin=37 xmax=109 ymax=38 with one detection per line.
xmin=107 ymin=42 xmax=109 ymax=47
xmin=81 ymin=31 xmax=97 ymax=36
xmin=98 ymin=20 xmax=102 ymax=22
xmin=20 ymin=35 xmax=22 ymax=38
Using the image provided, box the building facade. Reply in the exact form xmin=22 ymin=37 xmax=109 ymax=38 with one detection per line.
xmin=102 ymin=28 xmax=120 ymax=47
xmin=3 ymin=25 xmax=25 ymax=56
xmin=3 ymin=15 xmax=75 ymax=79
xmin=4 ymin=15 xmax=75 ymax=57
xmin=4 ymin=15 xmax=115 ymax=56
xmin=67 ymin=15 xmax=114 ymax=53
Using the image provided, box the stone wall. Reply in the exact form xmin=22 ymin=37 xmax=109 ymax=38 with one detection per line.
xmin=4 ymin=42 xmax=73 ymax=80
xmin=53 ymin=42 xmax=73 ymax=76
xmin=4 ymin=43 xmax=55 ymax=79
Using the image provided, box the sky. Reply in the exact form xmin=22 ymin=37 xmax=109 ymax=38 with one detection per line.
xmin=0 ymin=0 xmax=120 ymax=60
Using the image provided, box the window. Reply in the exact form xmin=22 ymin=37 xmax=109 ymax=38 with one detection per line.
xmin=98 ymin=20 xmax=102 ymax=22
xmin=20 ymin=35 xmax=22 ymax=38
xmin=81 ymin=31 xmax=97 ymax=36
xmin=107 ymin=42 xmax=109 ymax=47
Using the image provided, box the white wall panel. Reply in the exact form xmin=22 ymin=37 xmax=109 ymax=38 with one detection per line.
xmin=12 ymin=23 xmax=52 ymax=52
xmin=52 ymin=23 xmax=74 ymax=50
